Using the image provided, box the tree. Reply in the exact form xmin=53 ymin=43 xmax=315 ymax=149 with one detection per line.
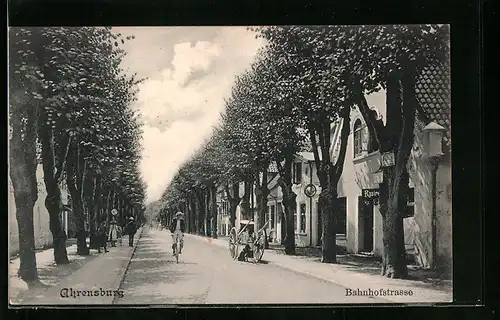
xmin=8 ymin=27 xmax=44 ymax=284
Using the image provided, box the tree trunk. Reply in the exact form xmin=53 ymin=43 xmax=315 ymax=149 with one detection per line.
xmin=195 ymin=190 xmax=205 ymax=235
xmin=94 ymin=175 xmax=103 ymax=224
xmin=9 ymin=100 xmax=40 ymax=284
xmin=277 ymin=154 xmax=297 ymax=255
xmin=38 ymin=119 xmax=70 ymax=264
xmin=309 ymin=109 xmax=350 ymax=264
xmin=226 ymin=182 xmax=241 ymax=229
xmin=10 ymin=129 xmax=39 ymax=282
xmin=66 ymin=143 xmax=89 ymax=256
xmin=87 ymin=175 xmax=98 ymax=250
xmin=356 ymin=71 xmax=411 ymax=278
xmin=104 ymin=188 xmax=112 ymax=223
xmin=210 ymin=184 xmax=218 ymax=238
xmin=188 ymin=196 xmax=196 ymax=233
xmin=378 ymin=67 xmax=416 ymax=278
xmin=282 ymin=187 xmax=297 ymax=255
xmin=240 ymin=173 xmax=252 ymax=221
xmin=205 ymin=189 xmax=211 ymax=237
xmin=255 ymin=166 xmax=270 ymax=248
xmin=379 ymin=168 xmax=409 ymax=278
xmin=318 ymin=187 xmax=337 ymax=263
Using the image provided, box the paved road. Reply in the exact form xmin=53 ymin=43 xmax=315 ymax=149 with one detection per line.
xmin=116 ymin=228 xmax=390 ymax=304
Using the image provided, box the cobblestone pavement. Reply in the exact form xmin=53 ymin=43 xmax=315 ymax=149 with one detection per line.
xmin=116 ymin=229 xmax=390 ymax=305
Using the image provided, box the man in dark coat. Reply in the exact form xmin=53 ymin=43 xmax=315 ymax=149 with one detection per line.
xmin=125 ymin=217 xmax=137 ymax=247
xmin=97 ymin=221 xmax=109 ymax=253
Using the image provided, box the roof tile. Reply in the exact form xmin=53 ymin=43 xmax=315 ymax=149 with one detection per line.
xmin=415 ymin=59 xmax=451 ymax=152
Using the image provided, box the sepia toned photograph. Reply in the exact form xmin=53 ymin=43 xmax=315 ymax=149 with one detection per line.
xmin=8 ymin=25 xmax=451 ymax=306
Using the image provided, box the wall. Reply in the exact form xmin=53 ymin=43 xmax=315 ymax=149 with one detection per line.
xmin=9 ymin=164 xmax=54 ymax=257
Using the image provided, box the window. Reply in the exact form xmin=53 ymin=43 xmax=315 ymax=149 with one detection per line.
xmin=353 ymin=119 xmax=363 ymax=157
xmin=270 ymin=205 xmax=276 ymax=230
xmin=293 ymin=162 xmax=302 ymax=184
xmin=300 ymin=203 xmax=306 ymax=233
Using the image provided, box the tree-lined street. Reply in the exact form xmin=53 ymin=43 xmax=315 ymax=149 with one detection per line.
xmin=9 ymin=25 xmax=452 ymax=306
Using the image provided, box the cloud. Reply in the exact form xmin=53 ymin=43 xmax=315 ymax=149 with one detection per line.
xmin=116 ymin=27 xmax=265 ymax=203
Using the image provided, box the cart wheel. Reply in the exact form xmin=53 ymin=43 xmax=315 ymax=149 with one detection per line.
xmin=229 ymin=227 xmax=238 ymax=260
xmin=253 ymin=229 xmax=267 ymax=263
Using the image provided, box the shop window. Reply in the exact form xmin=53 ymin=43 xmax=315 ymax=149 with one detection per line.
xmin=300 ymin=203 xmax=306 ymax=233
xmin=353 ymin=119 xmax=363 ymax=157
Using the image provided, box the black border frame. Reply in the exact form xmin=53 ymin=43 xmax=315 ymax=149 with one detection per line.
xmin=5 ymin=0 xmax=488 ymax=318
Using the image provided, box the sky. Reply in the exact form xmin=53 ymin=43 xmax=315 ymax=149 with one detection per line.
xmin=112 ymin=27 xmax=266 ymax=204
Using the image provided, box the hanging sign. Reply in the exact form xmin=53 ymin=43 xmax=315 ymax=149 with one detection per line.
xmin=380 ymin=151 xmax=395 ymax=168
xmin=362 ymin=189 xmax=379 ymax=200
xmin=304 ymin=184 xmax=317 ymax=198
xmin=362 ymin=189 xmax=380 ymax=205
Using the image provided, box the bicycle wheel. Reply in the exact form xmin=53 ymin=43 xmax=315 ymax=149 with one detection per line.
xmin=253 ymin=229 xmax=267 ymax=263
xmin=175 ymin=242 xmax=179 ymax=263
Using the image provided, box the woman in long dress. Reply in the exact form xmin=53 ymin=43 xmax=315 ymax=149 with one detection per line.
xmin=108 ymin=217 xmax=118 ymax=247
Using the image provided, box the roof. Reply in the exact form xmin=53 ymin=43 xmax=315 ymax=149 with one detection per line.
xmin=415 ymin=60 xmax=451 ymax=152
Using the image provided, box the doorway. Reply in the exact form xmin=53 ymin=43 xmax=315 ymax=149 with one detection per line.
xmin=359 ymin=196 xmax=374 ymax=252
xmin=317 ymin=201 xmax=322 ymax=246
xmin=335 ymin=197 xmax=347 ymax=235
xmin=278 ymin=203 xmax=286 ymax=243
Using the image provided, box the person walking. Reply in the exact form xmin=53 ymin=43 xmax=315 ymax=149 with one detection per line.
xmin=108 ymin=215 xmax=119 ymax=247
xmin=125 ymin=217 xmax=137 ymax=247
xmin=97 ymin=221 xmax=109 ymax=253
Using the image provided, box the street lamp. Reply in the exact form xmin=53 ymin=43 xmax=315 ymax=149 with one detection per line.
xmin=422 ymin=121 xmax=446 ymax=270
xmin=422 ymin=122 xmax=446 ymax=159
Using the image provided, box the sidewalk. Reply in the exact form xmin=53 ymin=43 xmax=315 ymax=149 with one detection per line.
xmin=187 ymin=234 xmax=453 ymax=304
xmin=10 ymin=228 xmax=143 ymax=306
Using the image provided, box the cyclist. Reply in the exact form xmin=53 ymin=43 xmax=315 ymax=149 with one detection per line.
xmin=169 ymin=211 xmax=185 ymax=255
